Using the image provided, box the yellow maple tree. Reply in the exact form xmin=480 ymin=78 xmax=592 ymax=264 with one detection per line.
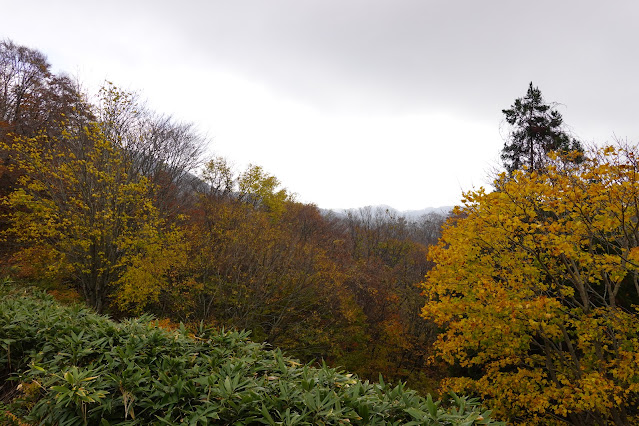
xmin=422 ymin=146 xmax=639 ymax=424
xmin=4 ymin=119 xmax=191 ymax=313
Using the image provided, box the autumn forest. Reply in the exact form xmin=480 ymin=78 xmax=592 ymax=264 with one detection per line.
xmin=2 ymin=40 xmax=639 ymax=425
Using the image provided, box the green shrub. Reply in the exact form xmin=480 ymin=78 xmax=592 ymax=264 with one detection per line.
xmin=0 ymin=289 xmax=502 ymax=425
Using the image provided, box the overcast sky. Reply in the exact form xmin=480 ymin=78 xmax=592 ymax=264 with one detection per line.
xmin=3 ymin=1 xmax=638 ymax=210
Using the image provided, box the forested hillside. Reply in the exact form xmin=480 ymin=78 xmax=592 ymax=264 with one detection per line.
xmin=2 ymin=40 xmax=639 ymax=424
xmin=0 ymin=40 xmax=452 ymax=422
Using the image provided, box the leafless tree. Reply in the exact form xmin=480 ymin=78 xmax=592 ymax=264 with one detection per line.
xmin=96 ymin=83 xmax=208 ymax=217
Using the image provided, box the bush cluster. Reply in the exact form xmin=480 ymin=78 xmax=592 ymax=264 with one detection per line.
xmin=0 ymin=287 xmax=501 ymax=425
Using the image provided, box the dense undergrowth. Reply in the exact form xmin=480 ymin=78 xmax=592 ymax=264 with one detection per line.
xmin=0 ymin=284 xmax=501 ymax=425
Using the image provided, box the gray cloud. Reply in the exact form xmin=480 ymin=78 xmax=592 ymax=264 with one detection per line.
xmin=13 ymin=0 xmax=637 ymax=133
xmin=141 ymin=0 xmax=636 ymax=128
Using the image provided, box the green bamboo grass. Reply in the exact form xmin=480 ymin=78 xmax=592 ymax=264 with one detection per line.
xmin=0 ymin=285 xmax=501 ymax=425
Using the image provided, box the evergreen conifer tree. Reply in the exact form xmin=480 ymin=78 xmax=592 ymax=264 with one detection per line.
xmin=501 ymin=82 xmax=583 ymax=174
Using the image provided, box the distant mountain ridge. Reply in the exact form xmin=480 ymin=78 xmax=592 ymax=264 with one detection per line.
xmin=322 ymin=205 xmax=453 ymax=220
xmin=394 ymin=205 xmax=453 ymax=219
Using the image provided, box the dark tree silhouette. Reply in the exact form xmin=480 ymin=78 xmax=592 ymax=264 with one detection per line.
xmin=501 ymin=82 xmax=583 ymax=174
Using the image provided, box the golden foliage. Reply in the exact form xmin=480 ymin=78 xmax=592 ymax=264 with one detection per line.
xmin=3 ymin=120 xmax=191 ymax=313
xmin=422 ymin=147 xmax=639 ymax=424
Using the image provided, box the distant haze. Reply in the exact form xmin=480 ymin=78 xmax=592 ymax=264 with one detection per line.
xmin=327 ymin=205 xmax=452 ymax=220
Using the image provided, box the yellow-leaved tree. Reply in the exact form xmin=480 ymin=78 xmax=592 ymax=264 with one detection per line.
xmin=237 ymin=163 xmax=292 ymax=219
xmin=3 ymin=119 xmax=191 ymax=313
xmin=422 ymin=146 xmax=639 ymax=425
